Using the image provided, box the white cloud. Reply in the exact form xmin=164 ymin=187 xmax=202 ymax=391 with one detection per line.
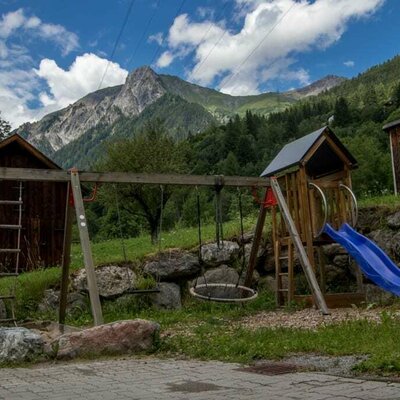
xmin=35 ymin=53 xmax=128 ymax=110
xmin=0 ymin=8 xmax=79 ymax=56
xmin=158 ymin=0 xmax=384 ymax=94
xmin=344 ymin=60 xmax=355 ymax=67
xmin=156 ymin=51 xmax=174 ymax=68
xmin=148 ymin=32 xmax=163 ymax=46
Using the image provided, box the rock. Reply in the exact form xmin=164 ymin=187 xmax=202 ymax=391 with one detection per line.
xmin=55 ymin=319 xmax=159 ymax=359
xmin=150 ymin=282 xmax=181 ymax=310
xmin=258 ymin=276 xmax=277 ymax=293
xmin=38 ymin=289 xmax=89 ymax=315
xmin=333 ymin=254 xmax=349 ymax=268
xmin=0 ymin=299 xmax=6 ymax=320
xmin=143 ymin=250 xmax=200 ymax=281
xmin=193 ymin=265 xmax=240 ymax=286
xmin=365 ymin=284 xmax=396 ymax=305
xmin=200 ymin=241 xmax=240 ymax=267
xmin=357 ymin=206 xmax=388 ymax=234
xmin=390 ymin=231 xmax=400 ymax=261
xmin=0 ymin=328 xmax=44 ymax=362
xmin=322 ymin=243 xmax=343 ymax=258
xmin=325 ymin=264 xmax=348 ymax=282
xmin=387 ymin=211 xmax=400 ymax=230
xmin=367 ymin=230 xmax=395 ymax=258
xmin=71 ymin=265 xmax=137 ymax=298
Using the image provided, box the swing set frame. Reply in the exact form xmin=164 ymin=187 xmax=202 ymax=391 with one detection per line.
xmin=0 ymin=166 xmax=268 ymax=326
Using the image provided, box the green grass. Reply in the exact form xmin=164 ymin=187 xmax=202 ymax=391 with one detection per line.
xmin=359 ymin=194 xmax=400 ymax=209
xmin=161 ymin=314 xmax=400 ymax=375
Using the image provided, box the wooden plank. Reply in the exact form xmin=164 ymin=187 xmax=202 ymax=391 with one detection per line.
xmin=70 ymin=170 xmax=103 ymax=326
xmin=0 ymin=167 xmax=269 ymax=187
xmin=294 ymin=292 xmax=365 ymax=308
xmin=244 ymin=198 xmax=268 ymax=288
xmin=270 ymin=177 xmax=330 ymax=315
xmin=59 ymin=183 xmax=73 ymax=327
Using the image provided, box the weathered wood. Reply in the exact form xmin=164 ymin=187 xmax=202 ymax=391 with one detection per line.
xmin=70 ymin=170 xmax=103 ymax=326
xmin=244 ymin=198 xmax=268 ymax=288
xmin=59 ymin=183 xmax=73 ymax=327
xmin=0 ymin=167 xmax=269 ymax=187
xmin=294 ymin=292 xmax=365 ymax=308
xmin=270 ymin=177 xmax=330 ymax=315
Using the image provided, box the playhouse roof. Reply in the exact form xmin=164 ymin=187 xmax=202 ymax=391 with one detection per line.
xmin=0 ymin=133 xmax=61 ymax=169
xmin=260 ymin=126 xmax=357 ymax=177
xmin=383 ymin=119 xmax=400 ymax=131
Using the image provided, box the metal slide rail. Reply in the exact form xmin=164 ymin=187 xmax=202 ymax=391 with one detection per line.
xmin=308 ymin=182 xmax=328 ymax=238
xmin=339 ymin=183 xmax=358 ymax=227
xmin=270 ymin=177 xmax=330 ymax=315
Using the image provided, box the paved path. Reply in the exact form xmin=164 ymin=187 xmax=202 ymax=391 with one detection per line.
xmin=0 ymin=358 xmax=399 ymax=400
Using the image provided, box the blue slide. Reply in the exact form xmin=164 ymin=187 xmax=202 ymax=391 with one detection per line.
xmin=323 ymin=223 xmax=400 ymax=296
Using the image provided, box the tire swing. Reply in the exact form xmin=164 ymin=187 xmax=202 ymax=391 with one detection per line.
xmin=189 ymin=186 xmax=258 ymax=303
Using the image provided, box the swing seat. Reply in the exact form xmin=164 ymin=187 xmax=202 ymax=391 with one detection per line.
xmin=189 ymin=283 xmax=258 ymax=303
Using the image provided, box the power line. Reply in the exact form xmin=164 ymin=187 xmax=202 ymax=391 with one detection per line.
xmin=150 ymin=0 xmax=187 ymax=66
xmin=126 ymin=0 xmax=161 ymax=69
xmin=98 ymin=0 xmax=136 ymax=90
xmin=221 ymin=1 xmax=296 ymax=93
xmin=191 ymin=2 xmax=247 ymax=79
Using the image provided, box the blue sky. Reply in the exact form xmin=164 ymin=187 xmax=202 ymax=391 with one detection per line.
xmin=0 ymin=0 xmax=398 ymax=127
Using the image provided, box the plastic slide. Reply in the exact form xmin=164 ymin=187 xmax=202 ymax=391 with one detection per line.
xmin=323 ymin=223 xmax=400 ymax=296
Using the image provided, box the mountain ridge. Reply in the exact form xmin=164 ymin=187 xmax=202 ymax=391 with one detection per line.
xmin=14 ymin=66 xmax=345 ymax=159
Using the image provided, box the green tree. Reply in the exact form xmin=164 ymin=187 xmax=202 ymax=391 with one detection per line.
xmin=97 ymin=120 xmax=188 ymax=243
xmin=333 ymin=97 xmax=351 ymax=127
xmin=0 ymin=112 xmax=11 ymax=140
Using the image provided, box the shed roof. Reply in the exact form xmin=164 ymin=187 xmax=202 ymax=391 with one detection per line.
xmin=260 ymin=126 xmax=357 ymax=177
xmin=0 ymin=133 xmax=61 ymax=170
xmin=383 ymin=119 xmax=400 ymax=131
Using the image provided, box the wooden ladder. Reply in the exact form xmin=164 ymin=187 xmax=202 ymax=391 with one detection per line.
xmin=275 ymin=238 xmax=294 ymax=306
xmin=0 ymin=182 xmax=23 ymax=325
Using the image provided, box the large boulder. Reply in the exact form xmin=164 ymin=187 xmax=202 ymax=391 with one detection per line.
xmin=143 ymin=250 xmax=200 ymax=281
xmin=150 ymin=282 xmax=181 ymax=310
xmin=55 ymin=319 xmax=159 ymax=359
xmin=367 ymin=230 xmax=395 ymax=258
xmin=387 ymin=211 xmax=400 ymax=230
xmin=0 ymin=327 xmax=44 ymax=362
xmin=71 ymin=265 xmax=137 ymax=298
xmin=200 ymin=241 xmax=240 ymax=267
xmin=193 ymin=265 xmax=240 ymax=286
xmin=38 ymin=289 xmax=89 ymax=315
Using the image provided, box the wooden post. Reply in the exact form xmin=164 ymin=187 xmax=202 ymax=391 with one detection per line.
xmin=244 ymin=195 xmax=268 ymax=287
xmin=70 ymin=169 xmax=103 ymax=326
xmin=271 ymin=177 xmax=330 ymax=315
xmin=59 ymin=183 xmax=74 ymax=326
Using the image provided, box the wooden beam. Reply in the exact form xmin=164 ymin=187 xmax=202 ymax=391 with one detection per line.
xmin=70 ymin=170 xmax=103 ymax=326
xmin=0 ymin=167 xmax=269 ymax=187
xmin=59 ymin=183 xmax=73 ymax=328
xmin=270 ymin=177 xmax=330 ymax=315
xmin=294 ymin=292 xmax=365 ymax=308
xmin=244 ymin=196 xmax=268 ymax=287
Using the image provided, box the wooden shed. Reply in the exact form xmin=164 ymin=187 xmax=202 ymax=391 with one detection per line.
xmin=0 ymin=134 xmax=67 ymax=271
xmin=383 ymin=119 xmax=400 ymax=195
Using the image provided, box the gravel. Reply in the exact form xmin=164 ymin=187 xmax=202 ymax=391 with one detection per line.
xmin=236 ymin=307 xmax=399 ymax=331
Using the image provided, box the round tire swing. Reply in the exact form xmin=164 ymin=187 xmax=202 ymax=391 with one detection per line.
xmin=189 ymin=186 xmax=258 ymax=303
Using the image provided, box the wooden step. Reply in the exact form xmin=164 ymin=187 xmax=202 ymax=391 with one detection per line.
xmin=0 ymin=249 xmax=20 ymax=253
xmin=0 ymin=295 xmax=15 ymax=300
xmin=278 ymin=288 xmax=289 ymax=292
xmin=278 ymin=272 xmax=288 ymax=276
xmin=0 ymin=225 xmax=21 ymax=230
xmin=0 ymin=273 xmax=19 ymax=277
xmin=0 ymin=200 xmax=22 ymax=205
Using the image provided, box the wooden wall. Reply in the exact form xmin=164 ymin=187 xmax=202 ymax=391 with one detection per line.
xmin=0 ymin=141 xmax=67 ymax=271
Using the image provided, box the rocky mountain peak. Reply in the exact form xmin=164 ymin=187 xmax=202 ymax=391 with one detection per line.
xmin=287 ymin=75 xmax=346 ymax=98
xmin=113 ymin=65 xmax=166 ymax=116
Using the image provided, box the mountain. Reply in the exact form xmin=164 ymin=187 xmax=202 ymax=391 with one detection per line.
xmin=14 ymin=66 xmax=345 ymax=167
xmin=286 ymin=75 xmax=347 ymax=99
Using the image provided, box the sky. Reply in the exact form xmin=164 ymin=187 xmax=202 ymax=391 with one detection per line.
xmin=0 ymin=0 xmax=399 ymax=128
